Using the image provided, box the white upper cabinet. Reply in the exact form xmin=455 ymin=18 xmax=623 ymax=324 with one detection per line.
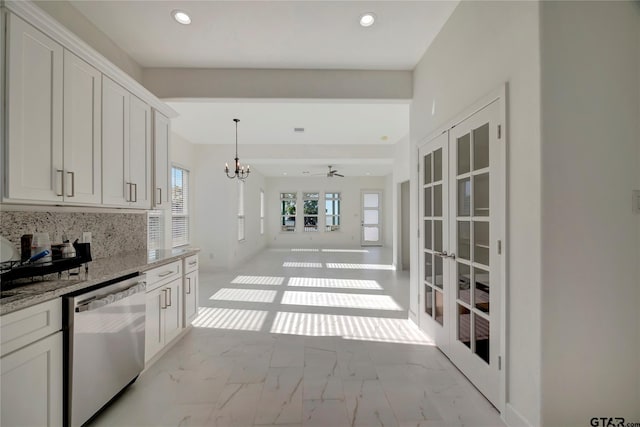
xmin=153 ymin=111 xmax=170 ymax=209
xmin=129 ymin=96 xmax=151 ymax=209
xmin=102 ymin=76 xmax=151 ymax=208
xmin=102 ymin=76 xmax=130 ymax=207
xmin=63 ymin=50 xmax=102 ymax=205
xmin=6 ymin=13 xmax=63 ymax=202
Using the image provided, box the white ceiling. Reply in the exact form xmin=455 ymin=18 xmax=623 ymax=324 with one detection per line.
xmin=250 ymin=162 xmax=393 ymax=178
xmin=167 ymin=101 xmax=409 ymax=146
xmin=69 ymin=1 xmax=459 ymax=70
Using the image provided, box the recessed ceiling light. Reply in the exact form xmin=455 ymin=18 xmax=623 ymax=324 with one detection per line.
xmin=172 ymin=10 xmax=191 ymax=25
xmin=359 ymin=13 xmax=376 ymax=27
xmin=283 ymin=172 xmax=288 ymax=176
xmin=366 ymin=172 xmax=371 ymax=176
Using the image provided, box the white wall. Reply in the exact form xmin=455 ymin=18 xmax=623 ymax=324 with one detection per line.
xmin=539 ymin=2 xmax=640 ymax=424
xmin=392 ymin=135 xmax=411 ymax=271
xmin=410 ymin=2 xmax=542 ymax=425
xmin=266 ymin=176 xmax=390 ymax=249
xmin=192 ymin=144 xmax=267 ymax=271
xmin=33 ymin=0 xmax=143 ymax=82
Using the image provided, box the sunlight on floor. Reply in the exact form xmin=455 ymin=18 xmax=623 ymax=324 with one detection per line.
xmin=281 ymin=290 xmax=403 ymax=311
xmin=283 ymin=262 xmax=323 ymax=268
xmin=192 ymin=307 xmax=268 ymax=331
xmin=325 ymin=263 xmax=396 ymax=270
xmin=231 ymin=275 xmax=285 ymax=286
xmin=287 ymin=277 xmax=383 ymax=290
xmin=209 ymin=288 xmax=278 ymax=303
xmin=321 ymin=249 xmax=369 ymax=253
xmin=270 ymin=311 xmax=434 ymax=345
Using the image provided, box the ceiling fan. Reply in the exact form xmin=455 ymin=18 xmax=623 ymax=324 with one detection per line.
xmin=325 ymin=165 xmax=344 ymax=178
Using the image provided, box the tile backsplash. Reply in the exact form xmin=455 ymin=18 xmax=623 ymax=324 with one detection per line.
xmin=0 ymin=211 xmax=147 ymax=260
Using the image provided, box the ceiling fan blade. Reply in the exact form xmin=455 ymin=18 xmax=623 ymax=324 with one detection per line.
xmin=334 ymin=173 xmax=344 ymax=177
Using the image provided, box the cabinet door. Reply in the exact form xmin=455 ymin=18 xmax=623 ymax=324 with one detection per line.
xmin=184 ymin=270 xmax=199 ymax=326
xmin=153 ymin=111 xmax=170 ymax=209
xmin=63 ymin=50 xmax=102 ymax=204
xmin=129 ymin=96 xmax=151 ymax=208
xmin=102 ymin=76 xmax=129 ymax=206
xmin=164 ymin=278 xmax=183 ymax=344
xmin=6 ymin=14 xmax=63 ymax=202
xmin=1 ymin=332 xmax=63 ymax=427
xmin=145 ymin=287 xmax=164 ymax=363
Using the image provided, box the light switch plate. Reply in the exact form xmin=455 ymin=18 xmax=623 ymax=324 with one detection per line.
xmin=633 ymin=190 xmax=640 ymax=215
xmin=82 ymin=232 xmax=92 ymax=244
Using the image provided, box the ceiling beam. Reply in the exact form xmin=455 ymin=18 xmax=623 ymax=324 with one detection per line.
xmin=143 ymin=68 xmax=412 ymax=100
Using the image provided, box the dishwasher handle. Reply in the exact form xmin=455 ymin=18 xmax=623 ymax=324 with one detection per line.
xmin=76 ymin=281 xmax=146 ymax=313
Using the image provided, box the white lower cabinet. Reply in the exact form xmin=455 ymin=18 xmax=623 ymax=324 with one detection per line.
xmin=0 ymin=299 xmax=63 ymax=427
xmin=144 ymin=276 xmax=182 ymax=363
xmin=183 ymin=270 xmax=199 ymax=326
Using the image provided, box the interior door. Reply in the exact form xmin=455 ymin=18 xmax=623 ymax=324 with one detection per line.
xmin=361 ymin=191 xmax=382 ymax=246
xmin=447 ymin=101 xmax=502 ymax=407
xmin=418 ymin=133 xmax=450 ymax=349
xmin=417 ymin=100 xmax=503 ymax=409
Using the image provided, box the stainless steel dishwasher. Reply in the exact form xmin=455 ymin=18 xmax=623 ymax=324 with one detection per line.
xmin=64 ymin=273 xmax=146 ymax=427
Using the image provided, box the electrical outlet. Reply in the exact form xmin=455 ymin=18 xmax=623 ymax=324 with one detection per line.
xmin=82 ymin=232 xmax=92 ymax=244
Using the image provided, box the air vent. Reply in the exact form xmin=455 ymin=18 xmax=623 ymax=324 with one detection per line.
xmin=294 ymin=127 xmax=305 ymax=133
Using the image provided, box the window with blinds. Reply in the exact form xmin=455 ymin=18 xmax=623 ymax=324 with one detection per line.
xmin=260 ymin=190 xmax=265 ymax=235
xmin=238 ymin=180 xmax=245 ymax=241
xmin=172 ymin=166 xmax=190 ymax=247
xmin=325 ymin=192 xmax=341 ymax=232
xmin=148 ymin=210 xmax=164 ymax=250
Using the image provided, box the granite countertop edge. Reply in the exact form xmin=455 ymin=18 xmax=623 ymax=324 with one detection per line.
xmin=1 ymin=247 xmax=200 ymax=316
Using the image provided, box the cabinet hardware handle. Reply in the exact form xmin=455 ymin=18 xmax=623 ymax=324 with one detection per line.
xmin=56 ymin=170 xmax=64 ymax=196
xmin=167 ymin=287 xmax=172 ymax=307
xmin=126 ymin=182 xmax=132 ymax=202
xmin=188 ymin=261 xmax=197 ymax=266
xmin=186 ymin=277 xmax=191 ymax=294
xmin=67 ymin=171 xmax=75 ymax=197
xmin=133 ymin=183 xmax=138 ymax=202
xmin=156 ymin=187 xmax=162 ymax=204
xmin=434 ymin=251 xmax=456 ymax=260
xmin=160 ymin=290 xmax=167 ymax=309
xmin=158 ymin=270 xmax=173 ymax=278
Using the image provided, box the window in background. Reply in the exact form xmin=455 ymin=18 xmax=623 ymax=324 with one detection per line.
xmin=171 ymin=166 xmax=190 ymax=247
xmin=238 ymin=180 xmax=245 ymax=241
xmin=325 ymin=192 xmax=341 ymax=231
xmin=303 ymin=192 xmax=319 ymax=232
xmin=148 ymin=210 xmax=164 ymax=250
xmin=280 ymin=192 xmax=297 ymax=232
xmin=260 ymin=190 xmax=265 ymax=235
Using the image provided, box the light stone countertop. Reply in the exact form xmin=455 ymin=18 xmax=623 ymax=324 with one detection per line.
xmin=0 ymin=247 xmax=200 ymax=316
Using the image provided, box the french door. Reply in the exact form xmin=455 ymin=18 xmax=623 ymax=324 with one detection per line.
xmin=361 ymin=190 xmax=382 ymax=246
xmin=419 ymin=100 xmax=503 ymax=408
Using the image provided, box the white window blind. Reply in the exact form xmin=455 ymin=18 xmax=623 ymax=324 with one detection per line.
xmin=148 ymin=210 xmax=164 ymax=250
xmin=172 ymin=166 xmax=190 ymax=247
xmin=238 ymin=180 xmax=245 ymax=241
xmin=260 ymin=190 xmax=265 ymax=235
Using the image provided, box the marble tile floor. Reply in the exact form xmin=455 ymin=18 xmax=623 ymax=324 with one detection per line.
xmin=90 ymin=247 xmax=504 ymax=427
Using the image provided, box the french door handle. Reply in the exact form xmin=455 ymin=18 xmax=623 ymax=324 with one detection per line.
xmin=434 ymin=251 xmax=456 ymax=260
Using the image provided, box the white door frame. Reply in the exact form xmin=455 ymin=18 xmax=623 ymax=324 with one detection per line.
xmin=416 ymin=84 xmax=508 ymax=413
xmin=361 ymin=190 xmax=383 ymax=246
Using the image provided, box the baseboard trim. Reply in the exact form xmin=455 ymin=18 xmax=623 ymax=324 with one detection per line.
xmin=504 ymin=403 xmax=535 ymax=427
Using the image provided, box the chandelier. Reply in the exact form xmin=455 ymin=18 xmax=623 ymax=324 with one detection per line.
xmin=224 ymin=118 xmax=250 ymax=181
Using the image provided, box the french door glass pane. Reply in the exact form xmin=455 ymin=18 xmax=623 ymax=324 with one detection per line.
xmin=425 ymin=253 xmax=433 ymax=283
xmin=474 ymin=314 xmax=490 ymax=364
xmin=458 ymin=262 xmax=471 ymax=304
xmin=473 ymin=173 xmax=489 ymax=216
xmin=434 ymin=149 xmax=442 ymax=181
xmin=434 ymin=220 xmax=442 ymax=252
xmin=458 ymin=178 xmax=471 ymax=216
xmin=424 ymin=187 xmax=432 ymax=216
xmin=458 ymin=221 xmax=471 ymax=260
xmin=457 ymin=133 xmax=471 ymax=175
xmin=425 ymin=285 xmax=433 ymax=316
xmin=474 ymin=267 xmax=490 ymax=313
xmin=434 ymin=256 xmax=443 ymax=289
xmin=433 ymin=185 xmax=442 ymax=217
xmin=435 ymin=290 xmax=444 ymax=325
xmin=473 ymin=123 xmax=490 ymax=170
xmin=363 ymin=226 xmax=379 ymax=241
xmin=458 ymin=304 xmax=471 ymax=348
xmin=424 ymin=220 xmax=432 ymax=250
xmin=364 ymin=210 xmax=379 ymax=225
xmin=363 ymin=193 xmax=379 ymax=208
xmin=424 ymin=154 xmax=432 ymax=184
xmin=474 ymin=222 xmax=490 ymax=266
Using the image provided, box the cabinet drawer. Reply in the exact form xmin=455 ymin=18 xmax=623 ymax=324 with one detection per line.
xmin=1 ymin=299 xmax=62 ymax=357
xmin=145 ymin=260 xmax=181 ymax=290
xmin=184 ymin=254 xmax=198 ymax=273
